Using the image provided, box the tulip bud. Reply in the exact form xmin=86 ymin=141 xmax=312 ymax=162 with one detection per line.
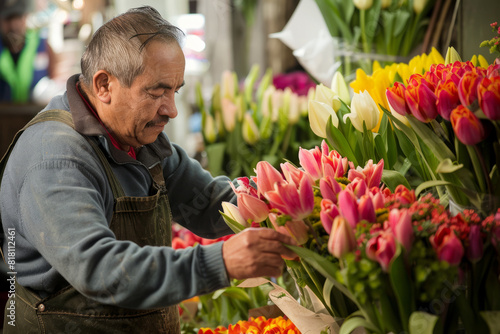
xmin=331 ymin=71 xmax=351 ymax=105
xmin=328 ymin=216 xmax=357 ymax=258
xmin=405 ymin=78 xmax=438 ymax=123
xmin=320 ymin=199 xmax=340 ymax=234
xmin=338 ymin=190 xmax=359 ymax=228
xmin=261 ymin=86 xmax=276 ymax=118
xmin=467 ymin=225 xmax=483 ymax=263
xmin=366 ymin=232 xmax=396 ymax=272
xmin=288 ymin=92 xmax=301 ymax=125
xmin=435 ymin=79 xmax=460 ymax=120
xmin=413 ymin=0 xmax=427 ymax=14
xmin=386 ymin=82 xmax=410 ymax=116
xmin=203 ymin=112 xmax=217 ymax=144
xmin=242 ymin=112 xmax=260 ymax=145
xmin=381 ymin=0 xmax=391 ymax=9
xmin=458 ymin=71 xmax=483 ymax=107
xmin=359 ymin=194 xmax=376 ymax=223
xmin=221 ymin=70 xmax=236 ymax=99
xmin=221 ymin=97 xmax=238 ymax=132
xmin=308 ymin=100 xmax=339 ymax=138
xmin=387 ymin=209 xmax=414 ymax=252
xmin=353 ymin=0 xmax=373 ymax=10
xmin=236 ymin=192 xmax=269 ymax=223
xmin=269 ymin=213 xmax=310 ymax=245
xmin=315 ymin=84 xmax=341 ymax=111
xmin=221 ymin=202 xmax=249 ymax=227
xmin=445 ymin=47 xmax=462 ymax=65
xmin=254 ymin=161 xmax=284 ymax=195
xmin=450 ymin=105 xmax=485 ymax=145
xmin=430 ymin=226 xmax=464 ymax=266
xmin=344 ymin=90 xmax=380 ymax=132
xmin=477 ymin=76 xmax=500 ymax=120
xmin=299 ymin=146 xmax=323 ymax=180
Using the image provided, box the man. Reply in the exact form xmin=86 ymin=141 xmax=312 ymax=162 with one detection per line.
xmin=0 ymin=0 xmax=55 ymax=103
xmin=0 ymin=6 xmax=296 ymax=333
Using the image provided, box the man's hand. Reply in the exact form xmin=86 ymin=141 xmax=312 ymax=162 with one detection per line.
xmin=222 ymin=228 xmax=298 ymax=280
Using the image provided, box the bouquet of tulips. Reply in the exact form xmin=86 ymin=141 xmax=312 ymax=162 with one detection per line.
xmin=196 ymin=65 xmax=319 ymax=179
xmin=220 ymin=139 xmax=500 ymax=333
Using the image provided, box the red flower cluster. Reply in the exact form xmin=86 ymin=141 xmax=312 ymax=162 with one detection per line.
xmin=171 ymin=224 xmax=232 ymax=249
xmin=198 ymin=316 xmax=300 ymax=334
xmin=386 ymin=61 xmax=500 ymax=145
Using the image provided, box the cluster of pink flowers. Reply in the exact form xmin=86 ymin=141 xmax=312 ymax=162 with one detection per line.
xmin=386 ymin=60 xmax=500 ymax=145
xmin=171 ymin=224 xmax=232 ymax=249
xmin=225 ymin=140 xmax=500 ymax=275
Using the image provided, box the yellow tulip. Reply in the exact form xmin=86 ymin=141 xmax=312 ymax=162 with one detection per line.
xmin=353 ymin=0 xmax=373 ymax=10
xmin=344 ymin=91 xmax=380 ymax=132
xmin=478 ymin=55 xmax=489 ymax=68
xmin=288 ymin=91 xmax=301 ymax=125
xmin=308 ymin=99 xmax=339 ymax=138
xmin=413 ymin=0 xmax=427 ymax=14
xmin=203 ymin=113 xmax=217 ymax=144
xmin=261 ymin=86 xmax=275 ymax=118
xmin=221 ymin=70 xmax=236 ymax=99
xmin=381 ymin=0 xmax=391 ymax=8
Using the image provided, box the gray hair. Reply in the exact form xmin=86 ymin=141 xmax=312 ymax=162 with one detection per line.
xmin=80 ymin=6 xmax=184 ymax=88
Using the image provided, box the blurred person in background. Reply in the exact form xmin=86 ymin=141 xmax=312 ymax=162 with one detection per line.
xmin=0 ymin=0 xmax=56 ymax=103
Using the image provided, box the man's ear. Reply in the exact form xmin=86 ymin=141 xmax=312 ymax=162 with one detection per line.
xmin=92 ymin=70 xmax=112 ymax=104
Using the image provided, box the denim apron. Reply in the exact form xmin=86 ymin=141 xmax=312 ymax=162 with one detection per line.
xmin=1 ymin=110 xmax=180 ymax=333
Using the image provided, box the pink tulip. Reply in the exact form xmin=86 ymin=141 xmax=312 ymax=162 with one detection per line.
xmin=231 ymin=177 xmax=259 ymax=197
xmin=458 ymin=71 xmax=483 ymax=107
xmin=435 ymin=79 xmax=460 ymax=121
xmin=281 ymin=162 xmax=314 ymax=187
xmin=477 ymin=76 xmax=500 ymax=120
xmin=338 ymin=190 xmax=359 ymax=228
xmin=467 ymin=225 xmax=483 ymax=263
xmin=269 ymin=213 xmax=310 ymax=245
xmin=405 ymin=76 xmax=439 ymax=123
xmin=346 ymin=178 xmax=368 ymax=198
xmin=370 ymin=190 xmax=385 ymax=210
xmin=299 ymin=146 xmax=323 ymax=180
xmin=319 ymin=169 xmax=342 ymax=204
xmin=366 ymin=231 xmax=397 ymax=272
xmin=430 ymin=226 xmax=464 ymax=266
xmin=328 ymin=216 xmax=357 ymax=258
xmin=320 ymin=199 xmax=340 ymax=234
xmin=237 ymin=192 xmax=269 ymax=223
xmin=386 ymin=82 xmax=411 ymax=116
xmin=387 ymin=209 xmax=414 ymax=252
xmin=358 ymin=194 xmax=376 ymax=223
xmin=450 ymin=105 xmax=485 ymax=146
xmin=348 ymin=159 xmax=384 ymax=189
xmin=254 ymin=161 xmax=284 ymax=196
xmin=265 ymin=177 xmax=314 ymax=220
xmin=322 ymin=150 xmax=348 ymax=179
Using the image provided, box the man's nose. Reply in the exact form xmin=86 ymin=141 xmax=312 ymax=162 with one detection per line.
xmin=158 ymin=103 xmax=178 ymax=119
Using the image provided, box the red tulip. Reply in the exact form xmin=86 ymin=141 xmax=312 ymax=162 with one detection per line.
xmin=265 ymin=177 xmax=314 ymax=220
xmin=338 ymin=190 xmax=359 ymax=228
xmin=435 ymin=78 xmax=460 ymax=120
xmin=231 ymin=177 xmax=259 ymax=198
xmin=328 ymin=216 xmax=357 ymax=258
xmin=405 ymin=76 xmax=438 ymax=123
xmin=387 ymin=209 xmax=414 ymax=252
xmin=386 ymin=82 xmax=411 ymax=116
xmin=393 ymin=185 xmax=416 ymax=205
xmin=450 ymin=105 xmax=485 ymax=145
xmin=458 ymin=71 xmax=483 ymax=107
xmin=467 ymin=225 xmax=484 ymax=263
xmin=366 ymin=231 xmax=397 ymax=272
xmin=237 ymin=192 xmax=269 ymax=223
xmin=477 ymin=76 xmax=500 ymax=120
xmin=254 ymin=161 xmax=284 ymax=196
xmin=299 ymin=146 xmax=323 ymax=180
xmin=320 ymin=198 xmax=340 ymax=234
xmin=430 ymin=226 xmax=464 ymax=266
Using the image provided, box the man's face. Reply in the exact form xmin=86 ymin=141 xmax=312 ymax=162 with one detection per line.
xmin=101 ymin=40 xmax=186 ymax=149
xmin=0 ymin=14 xmax=28 ymax=53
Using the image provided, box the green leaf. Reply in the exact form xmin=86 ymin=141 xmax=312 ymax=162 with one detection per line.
xmin=326 ymin=116 xmax=359 ymax=167
xmin=435 ymin=158 xmax=464 ymax=174
xmin=381 ymin=169 xmax=411 ymax=192
xmin=415 ymin=180 xmax=452 ymax=197
xmin=409 ymin=311 xmax=439 ymax=334
xmin=480 ymin=311 xmax=500 ymax=334
xmin=374 ymin=134 xmax=388 ymax=168
xmin=389 ymin=245 xmax=414 ymax=333
xmin=339 ymin=316 xmax=380 ymax=334
xmin=244 ymin=64 xmax=259 ymax=103
xmin=406 ymin=117 xmax=456 ymax=162
xmin=322 ymin=278 xmax=334 ymax=311
xmin=220 ymin=211 xmax=246 ymax=233
xmin=285 ymin=245 xmax=357 ymax=304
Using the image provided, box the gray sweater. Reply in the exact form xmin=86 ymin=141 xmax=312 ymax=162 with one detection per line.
xmin=0 ymin=74 xmax=235 ymax=309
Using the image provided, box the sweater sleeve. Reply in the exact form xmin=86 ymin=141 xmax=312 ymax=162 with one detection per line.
xmin=1 ymin=122 xmax=231 ymax=309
